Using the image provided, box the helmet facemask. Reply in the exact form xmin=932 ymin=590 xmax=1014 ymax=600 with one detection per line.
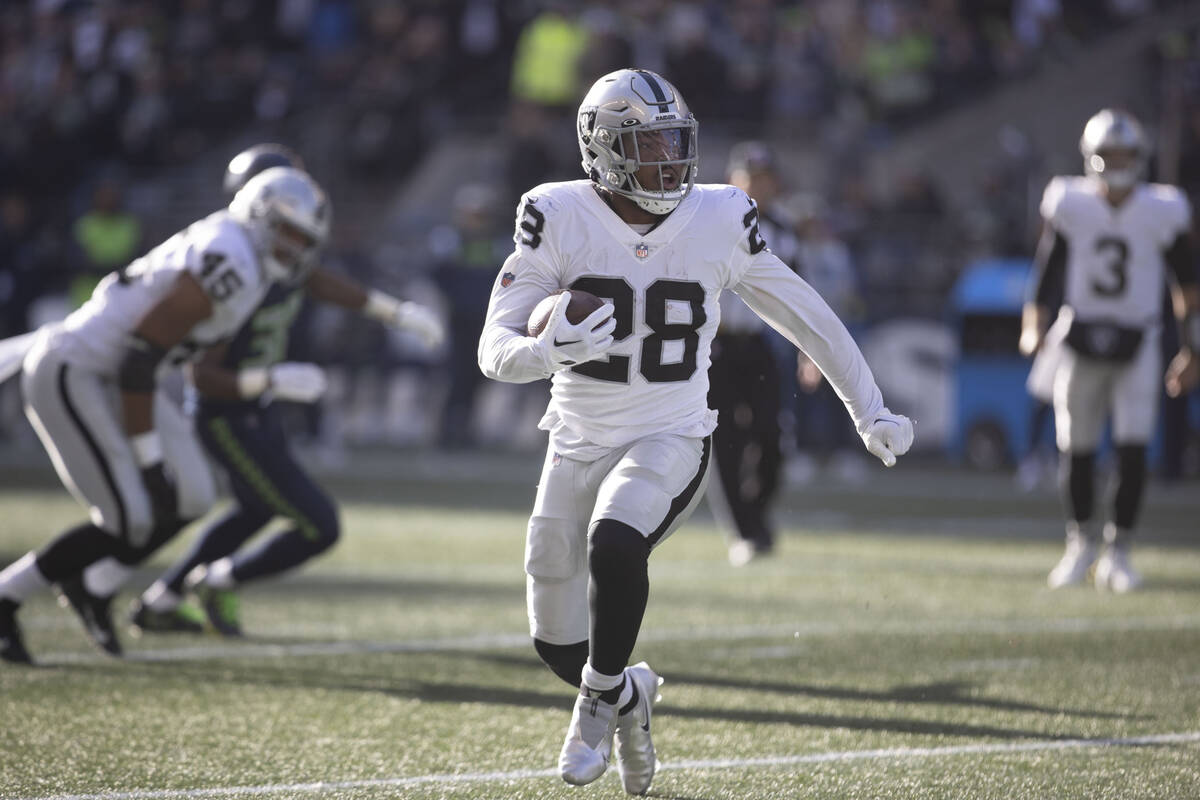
xmin=578 ymin=69 xmax=699 ymax=216
xmin=261 ymin=208 xmax=324 ymax=286
xmin=1080 ymin=109 xmax=1148 ymax=193
xmin=228 ymin=167 xmax=331 ymax=287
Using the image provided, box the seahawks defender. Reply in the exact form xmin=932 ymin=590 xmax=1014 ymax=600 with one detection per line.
xmin=478 ymin=68 xmax=913 ymax=794
xmin=116 ymin=143 xmax=443 ymax=636
xmin=1021 ymin=108 xmax=1199 ymax=592
xmin=0 ymin=166 xmax=329 ymax=663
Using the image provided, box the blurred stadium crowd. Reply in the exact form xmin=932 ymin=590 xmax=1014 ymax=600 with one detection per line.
xmin=2 ymin=0 xmax=1199 ymax=458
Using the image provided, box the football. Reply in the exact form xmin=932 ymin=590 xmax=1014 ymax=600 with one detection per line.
xmin=527 ymin=289 xmax=608 ymax=337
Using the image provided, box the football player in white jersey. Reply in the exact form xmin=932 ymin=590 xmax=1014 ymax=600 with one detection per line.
xmin=478 ymin=68 xmax=913 ymax=794
xmin=1020 ymin=108 xmax=1200 ymax=593
xmin=0 ymin=167 xmax=330 ymax=664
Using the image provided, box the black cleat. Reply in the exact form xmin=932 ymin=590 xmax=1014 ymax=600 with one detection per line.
xmin=128 ymin=598 xmax=205 ymax=635
xmin=0 ymin=598 xmax=33 ymax=664
xmin=55 ymin=576 xmax=122 ymax=657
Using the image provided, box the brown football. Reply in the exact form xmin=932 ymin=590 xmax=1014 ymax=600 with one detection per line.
xmin=527 ymin=289 xmax=607 ymax=337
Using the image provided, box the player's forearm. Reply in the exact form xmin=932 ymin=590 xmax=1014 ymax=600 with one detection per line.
xmin=736 ymin=280 xmax=883 ymax=432
xmin=1174 ymin=285 xmax=1200 ymax=353
xmin=477 ymin=325 xmax=551 ymax=383
xmin=1019 ymin=303 xmax=1050 ymax=356
xmin=305 ymin=267 xmax=369 ymax=311
xmin=187 ymin=362 xmax=244 ymax=401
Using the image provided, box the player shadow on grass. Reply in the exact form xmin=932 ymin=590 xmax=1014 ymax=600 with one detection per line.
xmin=67 ymin=656 xmax=1110 ymax=743
xmin=661 ymin=671 xmax=1129 ymax=720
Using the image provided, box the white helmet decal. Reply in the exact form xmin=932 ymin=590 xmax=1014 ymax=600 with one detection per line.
xmin=578 ymin=69 xmax=698 ymax=215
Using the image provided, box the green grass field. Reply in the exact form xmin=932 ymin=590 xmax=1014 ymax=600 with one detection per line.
xmin=1 ymin=455 xmax=1198 ymax=800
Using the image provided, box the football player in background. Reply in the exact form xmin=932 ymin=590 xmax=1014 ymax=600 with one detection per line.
xmin=706 ymin=141 xmax=801 ymax=567
xmin=1020 ymin=108 xmax=1199 ymax=592
xmin=478 ymin=68 xmax=913 ymax=794
xmin=105 ymin=144 xmax=443 ymax=637
xmin=0 ymin=166 xmax=329 ymax=663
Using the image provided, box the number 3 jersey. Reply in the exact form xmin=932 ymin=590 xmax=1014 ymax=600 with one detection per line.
xmin=57 ymin=210 xmax=269 ymax=376
xmin=1040 ymin=176 xmax=1192 ymax=327
xmin=479 ymin=180 xmax=884 ymax=457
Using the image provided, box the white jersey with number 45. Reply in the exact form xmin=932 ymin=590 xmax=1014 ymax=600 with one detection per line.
xmin=1042 ymin=176 xmax=1191 ymax=328
xmin=479 ymin=180 xmax=884 ymax=458
xmin=58 ymin=210 xmax=269 ymax=375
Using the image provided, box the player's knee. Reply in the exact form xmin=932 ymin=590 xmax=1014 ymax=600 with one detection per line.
xmin=311 ymin=506 xmax=340 ymax=549
xmin=533 ymin=638 xmax=588 ymax=688
xmin=526 ymin=516 xmax=584 ymax=582
xmin=588 ymin=519 xmax=649 ymax=584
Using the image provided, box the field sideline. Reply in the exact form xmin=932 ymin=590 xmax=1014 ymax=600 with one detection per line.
xmin=2 ymin=454 xmax=1198 ymax=800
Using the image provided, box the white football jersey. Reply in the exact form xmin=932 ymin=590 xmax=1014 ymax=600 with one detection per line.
xmin=1042 ymin=176 xmax=1191 ymax=327
xmin=58 ymin=210 xmax=268 ymax=375
xmin=479 ymin=180 xmax=884 ymax=457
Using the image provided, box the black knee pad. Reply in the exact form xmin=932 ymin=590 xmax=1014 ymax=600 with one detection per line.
xmin=588 ymin=519 xmax=649 ymax=583
xmin=534 ymin=638 xmax=588 ymax=687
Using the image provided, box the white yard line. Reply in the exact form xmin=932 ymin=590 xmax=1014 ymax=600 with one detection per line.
xmin=16 ymin=731 xmax=1200 ymax=800
xmin=36 ymin=612 xmax=1200 ymax=664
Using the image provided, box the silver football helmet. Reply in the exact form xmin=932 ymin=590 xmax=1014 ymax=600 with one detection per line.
xmin=228 ymin=166 xmax=331 ymax=286
xmin=577 ymin=68 xmax=698 ymax=215
xmin=1080 ymin=109 xmax=1148 ymax=191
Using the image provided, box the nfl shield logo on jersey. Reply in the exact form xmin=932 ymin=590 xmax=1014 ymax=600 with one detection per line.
xmin=635 ymin=243 xmax=649 ymax=259
xmin=500 ymin=271 xmax=516 ymax=288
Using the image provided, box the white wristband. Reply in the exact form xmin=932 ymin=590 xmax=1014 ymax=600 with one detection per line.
xmin=237 ymin=368 xmax=270 ymax=399
xmin=130 ymin=431 xmax=163 ymax=468
xmin=363 ymin=290 xmax=401 ymax=324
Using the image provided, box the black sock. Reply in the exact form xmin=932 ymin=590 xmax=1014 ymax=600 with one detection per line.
xmin=35 ymin=522 xmax=119 ymax=583
xmin=1060 ymin=452 xmax=1095 ymax=532
xmin=588 ymin=519 xmax=650 ymax=677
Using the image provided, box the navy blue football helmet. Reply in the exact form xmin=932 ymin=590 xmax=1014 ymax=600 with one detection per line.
xmin=224 ymin=143 xmax=305 ymax=195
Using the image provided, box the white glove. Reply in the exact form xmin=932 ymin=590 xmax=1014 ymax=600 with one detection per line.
xmin=364 ymin=290 xmax=445 ymax=349
xmin=861 ymin=409 xmax=914 ymax=467
xmin=535 ymin=292 xmax=617 ymax=372
xmin=394 ymin=301 xmax=445 ymax=349
xmin=239 ymin=363 xmax=327 ymax=403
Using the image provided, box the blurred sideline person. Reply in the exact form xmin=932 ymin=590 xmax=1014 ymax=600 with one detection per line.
xmin=1020 ymin=109 xmax=1199 ymax=593
xmin=112 ymin=144 xmax=443 ymax=637
xmin=430 ymin=183 xmax=511 ymax=448
xmin=706 ymin=141 xmax=801 ymax=567
xmin=478 ymin=68 xmax=913 ymax=794
xmin=791 ymin=194 xmax=868 ymax=481
xmin=0 ymin=166 xmax=329 ymax=663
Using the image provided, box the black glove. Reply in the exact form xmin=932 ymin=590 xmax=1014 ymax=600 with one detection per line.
xmin=140 ymin=462 xmax=177 ymax=526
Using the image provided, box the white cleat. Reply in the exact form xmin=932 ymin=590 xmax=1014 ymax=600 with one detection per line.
xmin=616 ymin=661 xmax=663 ymax=795
xmin=1047 ymin=531 xmax=1096 ymax=589
xmin=1095 ymin=545 xmax=1142 ymax=593
xmin=559 ymin=688 xmax=619 ymax=786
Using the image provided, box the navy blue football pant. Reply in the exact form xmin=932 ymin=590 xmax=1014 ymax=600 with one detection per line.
xmin=160 ymin=404 xmax=340 ymax=592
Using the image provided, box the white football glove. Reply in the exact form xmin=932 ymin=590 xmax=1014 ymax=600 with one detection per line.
xmin=861 ymin=409 xmax=914 ymax=467
xmin=364 ymin=291 xmax=445 ymax=349
xmin=535 ymin=292 xmax=617 ymax=372
xmin=239 ymin=363 xmax=327 ymax=404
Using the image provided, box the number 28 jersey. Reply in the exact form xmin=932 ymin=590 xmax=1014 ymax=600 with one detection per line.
xmin=59 ymin=210 xmax=269 ymax=376
xmin=1041 ymin=176 xmax=1191 ymax=327
xmin=479 ymin=180 xmax=884 ymax=457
